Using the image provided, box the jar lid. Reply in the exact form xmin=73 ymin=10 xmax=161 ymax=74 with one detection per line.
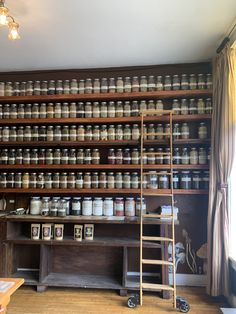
xmin=181 ymin=171 xmax=190 ymax=174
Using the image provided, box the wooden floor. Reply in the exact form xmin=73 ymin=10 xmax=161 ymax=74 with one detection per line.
xmin=7 ymin=286 xmax=225 ymax=314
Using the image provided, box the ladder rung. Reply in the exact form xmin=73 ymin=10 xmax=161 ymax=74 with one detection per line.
xmin=142 ymin=236 xmax=174 ymax=242
xmin=143 ymin=192 xmax=173 ymax=197
xmin=144 ymin=133 xmax=170 ymax=136
xmin=142 ymin=214 xmax=173 ymax=219
xmin=142 ymin=172 xmax=172 ymax=176
xmin=143 ymin=152 xmax=171 ymax=156
xmin=141 ymin=283 xmax=174 ymax=291
xmin=141 ymin=110 xmax=173 ymax=114
xmin=142 ymin=259 xmax=173 ymax=266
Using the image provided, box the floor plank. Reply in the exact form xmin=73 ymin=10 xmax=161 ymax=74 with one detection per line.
xmin=7 ymin=286 xmax=225 ymax=314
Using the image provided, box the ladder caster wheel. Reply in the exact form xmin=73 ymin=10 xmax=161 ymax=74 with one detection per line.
xmin=176 ymin=297 xmax=190 ymax=313
xmin=127 ymin=294 xmax=139 ymax=308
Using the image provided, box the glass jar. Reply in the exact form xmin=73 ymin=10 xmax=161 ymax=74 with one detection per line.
xmin=54 ymin=125 xmax=62 ymax=141
xmin=131 ymin=76 xmax=139 ymax=92
xmin=93 ymin=197 xmax=103 ymax=216
xmin=147 ymin=148 xmax=155 ymax=165
xmin=135 ymin=198 xmax=146 ymax=216
xmin=91 ymin=149 xmax=100 ymax=164
xmin=139 ymin=100 xmax=147 ymax=113
xmin=100 ymin=125 xmax=108 ymax=141
xmin=71 ymin=197 xmax=81 ymax=215
xmin=130 ymin=100 xmax=139 ymax=117
xmin=53 ymin=149 xmax=61 ymax=165
xmin=24 ymin=104 xmax=32 ymax=119
xmin=9 ymin=127 xmax=17 ymax=141
xmin=41 ymin=81 xmax=48 ymax=95
xmin=15 ymin=149 xmax=23 ymax=165
xmin=116 ymin=101 xmax=124 ymax=117
xmin=132 ymin=124 xmax=140 ymax=140
xmin=173 ymin=147 xmax=181 ymax=164
xmin=172 ymin=74 xmax=180 ymax=90
xmin=39 ymin=126 xmax=46 ymax=141
xmin=38 ymin=149 xmax=46 ymax=165
xmin=123 ymin=148 xmax=131 ymax=164
xmin=3 ymin=104 xmax=10 ymax=119
xmin=46 ymin=126 xmax=54 ymax=142
xmin=101 ymin=78 xmax=108 ymax=93
xmin=123 ymin=172 xmax=131 ymax=189
xmin=99 ymin=172 xmax=107 ymax=189
xmin=0 ymin=149 xmax=8 ymax=164
xmin=108 ymin=125 xmax=115 ymax=140
xmin=199 ymin=147 xmax=207 ymax=165
xmin=84 ymin=149 xmax=91 ymax=165
xmin=41 ymin=197 xmax=50 ymax=216
xmin=140 ymin=75 xmax=148 ymax=92
xmin=61 ymin=102 xmax=69 ymax=118
xmin=116 ymin=77 xmax=124 ymax=93
xmin=104 ymin=198 xmax=113 ymax=216
xmin=108 ymin=78 xmax=116 ymax=93
xmin=39 ymin=103 xmax=47 ymax=118
xmin=206 ymin=74 xmax=212 ymax=89
xmin=61 ymin=125 xmax=69 ymax=141
xmin=189 ymin=74 xmax=197 ymax=90
xmin=108 ymin=148 xmax=116 ymax=165
xmin=5 ymin=82 xmax=13 ymax=96
xmin=181 ymin=148 xmax=190 ymax=165
xmin=76 ymin=172 xmax=83 ymax=189
xmin=147 ymin=171 xmax=158 ymax=189
xmin=124 ymin=77 xmax=131 ymax=93
xmin=107 ymin=172 xmax=115 ymax=189
xmin=70 ymin=79 xmax=78 ymax=94
xmin=192 ymin=171 xmax=201 ymax=189
xmin=92 ymin=102 xmax=100 ymax=118
xmin=201 ymin=171 xmax=209 ymax=189
xmin=189 ymin=99 xmax=197 ymax=115
xmin=78 ymin=80 xmax=85 ymax=94
xmin=55 ymin=80 xmax=63 ymax=95
xmin=93 ymin=78 xmax=100 ymax=94
xmin=17 ymin=104 xmax=24 ymax=119
xmin=23 ymin=126 xmax=31 ymax=142
xmin=181 ymin=74 xmax=189 ymax=90
xmin=164 ymin=148 xmax=171 ymax=165
xmin=173 ymin=123 xmax=181 ymax=140
xmin=77 ymin=149 xmax=84 ymax=164
xmin=19 ymin=82 xmax=26 ymax=96
xmin=52 ymin=172 xmax=60 ymax=189
xmin=197 ymin=98 xmax=205 ymax=114
xmin=22 ymin=172 xmax=30 ymax=189
xmin=48 ymin=80 xmax=56 ymax=95
xmin=61 ymin=149 xmax=69 ymax=165
xmin=23 ymin=149 xmax=30 ymax=165
xmin=173 ymin=171 xmax=180 ymax=189
xmin=85 ymin=78 xmax=93 ymax=94
xmin=180 ymin=171 xmax=191 ymax=189
xmin=46 ymin=103 xmax=54 ymax=118
xmin=100 ymin=101 xmax=108 ymax=118
xmin=16 ymin=126 xmax=24 ymax=142
xmin=37 ymin=172 xmax=44 ymax=189
xmin=29 ymin=172 xmax=37 ymax=189
xmin=164 ymin=75 xmax=171 ymax=90
xmin=83 ymin=172 xmax=91 ymax=189
xmin=31 ymin=103 xmax=39 ymax=119
xmin=197 ymin=74 xmax=205 ymax=89
xmin=156 ymin=124 xmax=164 ymax=140
xmin=164 ymin=123 xmax=170 ymax=139
xmin=77 ymin=125 xmax=85 ymax=141
xmin=0 ymin=173 xmax=7 ymax=188
xmin=26 ymin=81 xmax=33 ymax=96
xmin=77 ymin=102 xmax=84 ymax=118
xmin=131 ymin=148 xmax=139 ymax=165
xmin=172 ymin=99 xmax=180 ymax=115
xmin=147 ymin=124 xmax=155 ymax=140
xmin=181 ymin=123 xmax=190 ymax=139
xmin=0 ymin=82 xmax=4 ymax=96
xmin=190 ymin=147 xmax=198 ymax=165
xmin=30 ymin=197 xmax=42 ymax=215
xmin=59 ymin=172 xmax=67 ymax=189
xmin=50 ymin=198 xmax=60 ymax=217
xmin=91 ymin=172 xmax=99 ymax=188
xmin=181 ymin=99 xmax=189 ymax=115
xmin=114 ymin=198 xmax=124 ymax=216
xmin=9 ymin=104 xmax=17 ymax=119
xmin=69 ymin=125 xmax=77 ymax=141
xmin=123 ymin=124 xmax=131 ymax=140
xmin=115 ymin=172 xmax=123 ymax=189
xmin=115 ymin=125 xmax=123 ymax=140
xmin=44 ymin=173 xmax=52 ymax=189
xmin=124 ymin=101 xmax=131 ymax=117
xmin=148 ymin=75 xmax=156 ymax=91
xmin=67 ymin=172 xmax=76 ymax=189
xmin=205 ymin=98 xmax=212 ymax=114
xmin=198 ymin=122 xmax=208 ymax=139
xmin=30 ymin=149 xmax=38 ymax=165
xmin=131 ymin=172 xmax=139 ymax=189
xmin=7 ymin=172 xmax=15 ymax=188
xmin=108 ymin=101 xmax=115 ymax=118
xmin=68 ymin=149 xmax=76 ymax=165
xmin=159 ymin=171 xmax=169 ymax=189
xmin=156 ymin=75 xmax=163 ymax=91
xmin=125 ymin=198 xmax=135 ymax=217
xmin=116 ymin=149 xmax=123 ymax=164
xmin=69 ymin=102 xmax=77 ymax=118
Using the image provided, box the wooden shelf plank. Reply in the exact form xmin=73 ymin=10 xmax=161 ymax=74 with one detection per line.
xmin=0 ymin=114 xmax=212 ymax=125
xmin=0 ymin=164 xmax=210 ymax=170
xmin=0 ymin=90 xmax=212 ymax=104
xmin=0 ymin=188 xmax=208 ymax=194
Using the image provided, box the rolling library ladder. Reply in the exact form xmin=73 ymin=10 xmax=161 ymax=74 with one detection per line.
xmin=128 ymin=109 xmax=190 ymax=312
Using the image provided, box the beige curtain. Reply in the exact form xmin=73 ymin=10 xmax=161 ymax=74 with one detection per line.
xmin=207 ymin=44 xmax=236 ymax=297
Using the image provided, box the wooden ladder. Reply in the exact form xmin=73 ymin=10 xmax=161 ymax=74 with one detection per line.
xmin=139 ymin=109 xmax=176 ymax=308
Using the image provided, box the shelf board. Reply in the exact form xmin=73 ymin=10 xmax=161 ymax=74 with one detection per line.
xmin=0 ymin=90 xmax=212 ymax=104
xmin=0 ymin=138 xmax=211 ymax=147
xmin=12 ymin=270 xmax=39 ymax=286
xmin=0 ymin=114 xmax=212 ymax=125
xmin=41 ymin=273 xmax=122 ymax=289
xmin=3 ymin=215 xmax=177 ymax=225
xmin=125 ymin=274 xmax=161 ymax=290
xmin=6 ymin=236 xmax=162 ymax=248
xmin=0 ymin=164 xmax=209 ymax=170
xmin=0 ymin=188 xmax=208 ymax=195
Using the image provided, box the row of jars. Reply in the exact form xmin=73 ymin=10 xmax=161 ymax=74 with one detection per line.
xmin=0 ymin=122 xmax=208 ymax=142
xmin=0 ymin=98 xmax=212 ymax=120
xmin=108 ymin=147 xmax=210 ymax=165
xmin=0 ymin=148 xmax=101 ymax=165
xmin=30 ymin=196 xmax=146 ymax=217
xmin=0 ymin=74 xmax=212 ymax=96
xmin=0 ymin=171 xmax=209 ymax=190
xmin=173 ymin=171 xmax=209 ymax=190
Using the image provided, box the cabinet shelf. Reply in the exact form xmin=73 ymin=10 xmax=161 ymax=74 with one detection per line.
xmin=6 ymin=236 xmax=162 ymax=248
xmin=0 ymin=90 xmax=212 ymax=104
xmin=0 ymin=188 xmax=208 ymax=195
xmin=0 ymin=164 xmax=209 ymax=170
xmin=0 ymin=139 xmax=211 ymax=147
xmin=0 ymin=114 xmax=212 ymax=125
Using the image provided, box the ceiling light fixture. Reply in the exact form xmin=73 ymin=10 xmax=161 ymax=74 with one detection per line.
xmin=0 ymin=0 xmax=20 ymax=40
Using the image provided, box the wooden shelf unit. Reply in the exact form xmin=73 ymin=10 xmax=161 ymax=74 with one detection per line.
xmin=0 ymin=64 xmax=212 ymax=296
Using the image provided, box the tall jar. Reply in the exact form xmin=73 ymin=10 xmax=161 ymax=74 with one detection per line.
xmin=116 ymin=77 xmax=124 ymax=93
xmin=199 ymin=147 xmax=207 ymax=165
xmin=140 ymin=76 xmax=147 ymax=92
xmin=91 ymin=172 xmax=99 ymax=188
xmin=172 ymin=74 xmax=180 ymax=90
xmin=115 ymin=172 xmax=123 ymax=189
xmin=30 ymin=197 xmax=42 ymax=215
xmin=181 ymin=99 xmax=189 ymax=115
xmin=181 ymin=148 xmax=190 ymax=165
xmin=93 ymin=78 xmax=100 ymax=94
xmin=148 ymin=75 xmax=156 ymax=91
xmin=125 ymin=198 xmax=135 ymax=216
xmin=101 ymin=78 xmax=108 ymax=93
xmin=78 ymin=80 xmax=85 ymax=94
xmin=100 ymin=102 xmax=108 ymax=118
xmin=135 ymin=198 xmax=146 ymax=216
xmin=189 ymin=74 xmax=197 ymax=90
xmin=180 ymin=171 xmax=191 ymax=189
xmin=71 ymin=197 xmax=81 ymax=215
xmin=104 ymin=198 xmax=114 ymax=216
xmin=114 ymin=198 xmax=124 ymax=216
xmin=181 ymin=123 xmax=190 ymax=139
xmin=181 ymin=74 xmax=189 ymax=90
xmin=116 ymin=101 xmax=123 ymax=117
xmin=124 ymin=77 xmax=131 ymax=92
xmin=82 ymin=197 xmax=92 ymax=215
xmin=156 ymin=76 xmax=163 ymax=90
xmin=164 ymin=75 xmax=171 ymax=90
xmin=84 ymin=172 xmax=92 ymax=189
xmin=197 ymin=99 xmax=205 ymax=114
xmin=108 ymin=78 xmax=116 ymax=93
xmin=190 ymin=148 xmax=198 ymax=165
xmin=198 ymin=122 xmax=208 ymax=139
xmin=172 ymin=99 xmax=181 ymax=115
xmin=131 ymin=76 xmax=139 ymax=92
xmin=108 ymin=101 xmax=115 ymax=117
xmin=93 ymin=197 xmax=103 ymax=216
xmin=124 ymin=101 xmax=131 ymax=117
xmin=192 ymin=171 xmax=201 ymax=189
xmin=115 ymin=148 xmax=123 ymax=165
xmin=189 ymin=99 xmax=197 ymax=115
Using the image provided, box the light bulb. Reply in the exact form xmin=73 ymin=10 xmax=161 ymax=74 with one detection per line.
xmin=0 ymin=6 xmax=9 ymax=25
xmin=8 ymin=21 xmax=20 ymax=40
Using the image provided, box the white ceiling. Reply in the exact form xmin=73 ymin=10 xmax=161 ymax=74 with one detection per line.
xmin=0 ymin=0 xmax=235 ymax=72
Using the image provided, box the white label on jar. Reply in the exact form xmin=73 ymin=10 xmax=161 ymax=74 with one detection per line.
xmin=193 ymin=178 xmax=201 ymax=182
xmin=132 ymin=84 xmax=139 ymax=88
xmin=24 ymin=134 xmax=31 ymax=138
xmin=84 ymin=157 xmax=92 ymax=161
xmin=181 ymin=178 xmax=191 ymax=182
xmin=164 ymin=84 xmax=171 ymax=87
xmin=160 ymin=177 xmax=168 ymax=182
xmin=125 ymin=84 xmax=131 ymax=88
xmin=72 ymin=202 xmax=81 ymax=211
xmin=104 ymin=201 xmax=113 ymax=216
xmin=101 ymin=87 xmax=108 ymax=91
xmin=92 ymin=157 xmax=100 ymax=160
xmin=148 ymin=83 xmax=155 ymax=88
xmin=115 ymin=180 xmax=123 ymax=184
xmin=189 ymin=107 xmax=197 ymax=111
xmin=189 ymin=82 xmax=197 ymax=86
xmin=99 ymin=180 xmax=107 ymax=184
xmin=148 ymin=157 xmax=155 ymax=161
xmin=109 ymin=85 xmax=116 ymax=89
xmin=85 ymin=110 xmax=92 ymax=115
xmin=173 ymin=132 xmax=181 ymax=136
xmin=124 ymin=157 xmax=131 ymax=161
xmin=31 ymin=158 xmax=38 ymax=162
xmin=173 ymin=156 xmax=181 ymax=160
xmin=181 ymin=132 xmax=190 ymax=136
xmin=203 ymin=178 xmax=209 ymax=181
xmin=1 ymin=157 xmax=8 ymax=161
xmin=173 ymin=178 xmax=178 ymax=182
xmin=76 ymin=179 xmax=83 ymax=184
xmin=132 ymin=157 xmax=139 ymax=161
xmin=100 ymin=110 xmax=107 ymax=114
xmin=140 ymin=83 xmax=147 ymax=88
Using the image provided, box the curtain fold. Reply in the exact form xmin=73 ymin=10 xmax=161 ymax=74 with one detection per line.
xmin=207 ymin=45 xmax=236 ymax=297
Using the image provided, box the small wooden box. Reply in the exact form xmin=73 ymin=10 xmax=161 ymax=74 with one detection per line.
xmin=74 ymin=225 xmax=83 ymax=241
xmin=42 ymin=224 xmax=52 ymax=241
xmin=31 ymin=224 xmax=40 ymax=240
xmin=84 ymin=224 xmax=94 ymax=241
xmin=54 ymin=224 xmax=64 ymax=241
